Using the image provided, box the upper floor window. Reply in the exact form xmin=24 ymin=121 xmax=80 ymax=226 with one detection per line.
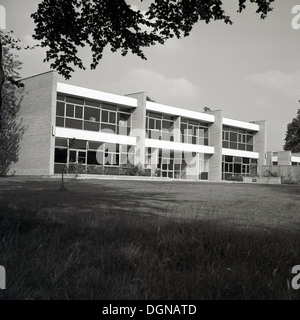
xmin=146 ymin=112 xmax=175 ymax=141
xmin=180 ymin=118 xmax=209 ymax=146
xmin=56 ymin=94 xmax=132 ymax=135
xmin=222 ymin=126 xmax=254 ymax=151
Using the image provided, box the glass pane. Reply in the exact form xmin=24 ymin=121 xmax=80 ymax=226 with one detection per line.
xmin=230 ymin=132 xmax=238 ymax=142
xmin=148 ymin=112 xmax=162 ymax=119
xmin=78 ymin=152 xmax=86 ymax=164
xmin=246 ymin=145 xmax=253 ymax=152
xmin=118 ymin=113 xmax=130 ymax=123
xmin=162 ymin=121 xmax=171 ymax=130
xmin=56 ymin=102 xmax=64 ymax=116
xmin=149 ymin=118 xmax=155 ymax=130
xmin=56 ymin=117 xmax=64 ymax=127
xmin=55 ymin=148 xmax=67 ymax=163
xmin=55 ymin=138 xmax=67 ymax=147
xmin=225 ymin=156 xmax=233 ymax=162
xmin=87 ymin=151 xmax=98 ymax=165
xmin=101 ymin=123 xmax=116 ymax=133
xmin=65 ymin=118 xmax=82 ymax=129
xmin=66 ymin=96 xmax=84 ymax=105
xmin=84 ymin=121 xmax=100 ymax=131
xmin=85 ymin=107 xmax=100 ymax=121
xmin=119 ymin=107 xmax=132 ymax=114
xmin=238 ymin=143 xmax=246 ymax=151
xmin=85 ymin=99 xmax=100 ymax=108
xmin=101 ymin=103 xmax=117 ymax=111
xmin=69 ymin=151 xmax=76 ymax=163
xmin=75 ymin=106 xmax=83 ymax=119
xmin=71 ymin=139 xmax=86 ymax=149
xmin=66 ymin=104 xmax=74 ymax=117
xmin=230 ymin=142 xmax=237 ymax=149
xmin=57 ymin=93 xmax=65 ymax=101
xmin=109 ymin=112 xmax=116 ymax=124
xmin=89 ymin=141 xmax=104 ymax=150
xmin=101 ymin=110 xmax=109 ymax=123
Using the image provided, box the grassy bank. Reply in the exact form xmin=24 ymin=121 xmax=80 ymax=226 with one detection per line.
xmin=0 ymin=201 xmax=299 ymax=300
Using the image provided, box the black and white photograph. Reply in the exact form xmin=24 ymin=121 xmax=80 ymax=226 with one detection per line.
xmin=0 ymin=0 xmax=300 ymax=307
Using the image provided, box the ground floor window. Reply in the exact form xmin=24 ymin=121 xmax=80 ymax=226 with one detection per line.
xmin=54 ymin=138 xmax=135 ymax=173
xmin=222 ymin=156 xmax=257 ymax=180
xmin=145 ymin=148 xmax=209 ymax=180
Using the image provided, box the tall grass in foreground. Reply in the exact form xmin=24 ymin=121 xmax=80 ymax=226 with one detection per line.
xmin=0 ymin=202 xmax=299 ymax=300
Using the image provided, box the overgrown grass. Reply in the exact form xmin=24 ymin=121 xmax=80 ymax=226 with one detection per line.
xmin=0 ymin=202 xmax=299 ymax=300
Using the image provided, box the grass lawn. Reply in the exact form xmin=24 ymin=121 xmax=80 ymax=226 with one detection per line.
xmin=0 ymin=176 xmax=300 ymax=300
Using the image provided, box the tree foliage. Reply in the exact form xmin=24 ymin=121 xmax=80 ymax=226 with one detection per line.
xmin=0 ymin=42 xmax=26 ymax=175
xmin=283 ymin=109 xmax=300 ymax=153
xmin=31 ymin=0 xmax=275 ymax=80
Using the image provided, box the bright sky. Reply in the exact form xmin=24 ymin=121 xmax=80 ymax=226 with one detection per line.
xmin=1 ymin=0 xmax=300 ymax=151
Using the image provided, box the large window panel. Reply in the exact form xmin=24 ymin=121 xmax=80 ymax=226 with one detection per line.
xmin=56 ymin=102 xmax=64 ymax=116
xmin=85 ymin=107 xmax=100 ymax=122
xmin=84 ymin=121 xmax=100 ymax=131
xmin=66 ymin=104 xmax=75 ymax=117
xmin=55 ymin=148 xmax=67 ymax=163
xmin=65 ymin=118 xmax=82 ymax=129
xmin=66 ymin=96 xmax=84 ymax=105
xmin=56 ymin=117 xmax=64 ymax=127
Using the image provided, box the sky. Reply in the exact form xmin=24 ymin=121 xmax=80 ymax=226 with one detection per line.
xmin=1 ymin=0 xmax=300 ymax=152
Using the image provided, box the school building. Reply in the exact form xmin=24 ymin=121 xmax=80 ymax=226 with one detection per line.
xmin=10 ymin=71 xmax=267 ymax=181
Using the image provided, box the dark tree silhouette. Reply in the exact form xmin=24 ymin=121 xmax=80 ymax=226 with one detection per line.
xmin=31 ymin=0 xmax=274 ymax=80
xmin=0 ymin=43 xmax=26 ymax=175
xmin=283 ymin=109 xmax=300 ymax=153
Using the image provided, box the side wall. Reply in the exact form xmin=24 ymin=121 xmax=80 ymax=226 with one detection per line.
xmin=126 ymin=92 xmax=146 ymax=166
xmin=208 ymin=110 xmax=222 ymax=181
xmin=253 ymin=120 xmax=267 ymax=176
xmin=9 ymin=71 xmax=57 ymax=175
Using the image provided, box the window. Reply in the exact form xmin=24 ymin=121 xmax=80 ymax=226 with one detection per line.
xmin=55 ymin=148 xmax=67 ymax=163
xmin=146 ymin=112 xmax=175 ymax=141
xmin=181 ymin=118 xmax=209 ymax=146
xmin=222 ymin=126 xmax=254 ymax=151
xmin=56 ymin=94 xmax=132 ymax=135
xmin=222 ymin=155 xmax=257 ymax=180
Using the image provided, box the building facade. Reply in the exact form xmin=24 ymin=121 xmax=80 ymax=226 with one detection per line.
xmin=10 ymin=71 xmax=267 ymax=181
xmin=266 ymin=151 xmax=300 ymax=166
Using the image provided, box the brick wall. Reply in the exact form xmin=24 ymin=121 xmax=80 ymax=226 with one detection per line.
xmin=208 ymin=110 xmax=222 ymax=181
xmin=126 ymin=92 xmax=146 ymax=167
xmin=9 ymin=71 xmax=57 ymax=175
xmin=253 ymin=120 xmax=267 ymax=176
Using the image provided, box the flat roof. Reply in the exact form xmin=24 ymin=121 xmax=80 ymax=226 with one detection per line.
xmin=57 ymin=83 xmax=138 ymax=108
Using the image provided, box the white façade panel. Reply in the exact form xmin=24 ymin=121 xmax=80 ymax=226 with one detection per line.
xmin=145 ymin=139 xmax=215 ymax=154
xmin=57 ymin=83 xmax=137 ymax=108
xmin=222 ymin=118 xmax=260 ymax=131
xmin=222 ymin=148 xmax=259 ymax=159
xmin=146 ymin=101 xmax=215 ymax=123
xmin=56 ymin=127 xmax=137 ymax=145
xmin=291 ymin=156 xmax=300 ymax=163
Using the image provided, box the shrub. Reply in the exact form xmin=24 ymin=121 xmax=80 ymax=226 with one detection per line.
xmin=86 ymin=165 xmax=104 ymax=175
xmin=264 ymin=170 xmax=278 ymax=177
xmin=67 ymin=163 xmax=86 ymax=174
xmin=227 ymin=175 xmax=243 ymax=182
